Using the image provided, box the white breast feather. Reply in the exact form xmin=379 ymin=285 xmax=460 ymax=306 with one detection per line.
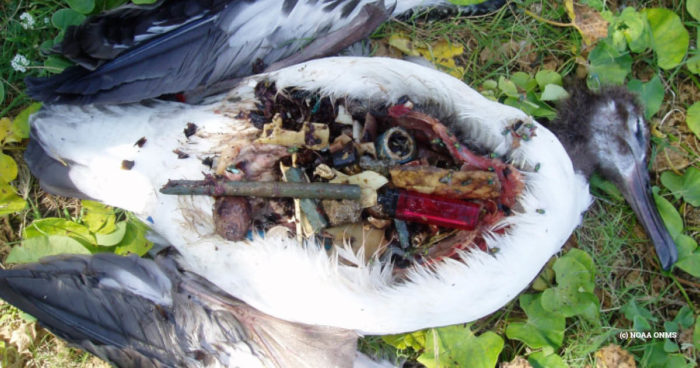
xmin=30 ymin=57 xmax=591 ymax=334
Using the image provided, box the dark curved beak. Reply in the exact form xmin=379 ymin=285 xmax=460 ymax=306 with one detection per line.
xmin=617 ymin=161 xmax=678 ymax=270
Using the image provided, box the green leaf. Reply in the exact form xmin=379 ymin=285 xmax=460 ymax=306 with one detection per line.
xmin=417 ymin=325 xmax=503 ymax=368
xmin=81 ymin=200 xmax=117 ymax=233
xmin=12 ymin=103 xmax=41 ymax=141
xmin=6 ymin=235 xmax=91 ymax=264
xmin=24 ymin=218 xmax=96 ymax=245
xmin=640 ymin=341 xmax=693 ymax=368
xmin=506 ymin=293 xmax=565 ymax=349
xmin=44 ymin=55 xmax=74 ymax=74
xmin=0 ymin=182 xmax=26 ymax=216
xmin=589 ymin=173 xmax=624 ymax=201
xmin=652 ymin=187 xmax=683 ymax=238
xmin=688 ymin=0 xmax=700 ymax=21
xmin=0 ymin=153 xmax=18 ymax=183
xmin=541 ymin=249 xmax=600 ymax=324
xmin=627 ymin=76 xmax=664 ymax=119
xmin=381 ymin=331 xmax=426 ymax=351
xmin=644 ymin=8 xmax=689 ymax=70
xmin=674 ymin=234 xmax=700 ymax=277
xmin=95 ymin=221 xmax=127 ymax=246
xmin=588 ymin=40 xmax=633 ymax=86
xmin=617 ymin=7 xmax=651 ymax=53
xmin=660 ymin=167 xmax=700 ymax=206
xmin=131 ymin=0 xmax=159 ymax=4
xmin=511 ymin=72 xmax=537 ymax=92
xmin=621 ymin=299 xmax=657 ymax=331
xmin=0 ymin=82 xmax=4 ymax=106
xmin=540 ymin=84 xmax=569 ymax=101
xmin=535 ymin=69 xmax=562 ymax=89
xmin=498 ymin=76 xmax=519 ymax=97
xmin=114 ymin=219 xmax=152 ymax=256
xmin=671 ymin=306 xmax=694 ymax=329
xmin=52 ymin=9 xmax=86 ymax=31
xmin=686 ymin=101 xmax=700 ymax=139
xmin=528 ymin=349 xmax=568 ymax=368
xmin=65 ymin=0 xmax=95 ymax=14
xmin=687 ymin=53 xmax=700 ymax=74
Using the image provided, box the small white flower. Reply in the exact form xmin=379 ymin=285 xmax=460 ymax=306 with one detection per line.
xmin=44 ymin=17 xmax=50 ymax=24
xmin=11 ymin=54 xmax=30 ymax=73
xmin=19 ymin=12 xmax=35 ymax=30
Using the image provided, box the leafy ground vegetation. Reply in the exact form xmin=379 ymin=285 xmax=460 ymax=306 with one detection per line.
xmin=0 ymin=0 xmax=699 ymax=367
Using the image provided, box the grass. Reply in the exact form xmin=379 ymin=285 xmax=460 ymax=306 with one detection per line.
xmin=1 ymin=0 xmax=699 ymax=367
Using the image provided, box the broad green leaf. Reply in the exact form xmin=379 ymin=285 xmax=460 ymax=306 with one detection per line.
xmin=382 ymin=331 xmax=426 ymax=351
xmin=0 ymin=118 xmax=10 ymax=143
xmin=535 ymin=69 xmax=562 ymax=88
xmin=688 ymin=0 xmax=700 ymax=21
xmin=81 ymin=199 xmax=117 ymax=233
xmin=65 ymin=0 xmax=95 ymax=14
xmin=23 ymin=217 xmax=96 ymax=245
xmin=511 ymin=72 xmax=536 ymax=92
xmin=114 ymin=219 xmax=152 ymax=256
xmin=541 ymin=249 xmax=599 ymax=324
xmin=627 ymin=76 xmax=664 ymax=119
xmin=52 ymin=9 xmax=86 ymax=30
xmin=528 ymin=350 xmax=568 ymax=368
xmin=675 ymin=234 xmax=700 ymax=277
xmin=0 ymin=182 xmax=26 ymax=216
xmin=640 ymin=341 xmax=692 ymax=368
xmin=644 ymin=8 xmax=688 ymax=70
xmin=671 ymin=306 xmax=694 ymax=329
xmin=95 ymin=221 xmax=127 ymax=246
xmin=0 ymin=153 xmax=18 ymax=183
xmin=498 ymin=76 xmax=519 ymax=97
xmin=506 ymin=293 xmax=565 ymax=349
xmin=652 ymin=187 xmax=683 ymax=238
xmin=686 ymin=101 xmax=700 ymax=139
xmin=12 ymin=102 xmax=41 ymax=140
xmin=621 ymin=299 xmax=657 ymax=332
xmin=687 ymin=53 xmax=700 ymax=74
xmin=660 ymin=167 xmax=700 ymax=206
xmin=588 ymin=40 xmax=633 ymax=86
xmin=540 ymin=84 xmax=569 ymax=101
xmin=6 ymin=235 xmax=91 ymax=264
xmin=481 ymin=79 xmax=498 ymax=91
xmin=418 ymin=325 xmax=503 ymax=368
xmin=617 ymin=7 xmax=650 ymax=53
xmin=44 ymin=55 xmax=74 ymax=74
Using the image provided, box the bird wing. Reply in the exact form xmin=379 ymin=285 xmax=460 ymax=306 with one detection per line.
xmin=25 ymin=0 xmax=392 ymax=105
xmin=0 ymin=251 xmax=363 ymax=368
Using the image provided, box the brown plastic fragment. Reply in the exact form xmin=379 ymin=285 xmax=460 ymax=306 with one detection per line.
xmin=213 ymin=196 xmax=252 ymax=241
xmin=322 ymin=199 xmax=362 ymax=226
xmin=389 ymin=166 xmax=500 ymax=199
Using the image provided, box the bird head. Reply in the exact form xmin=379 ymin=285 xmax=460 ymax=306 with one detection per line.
xmin=552 ymin=86 xmax=677 ymax=270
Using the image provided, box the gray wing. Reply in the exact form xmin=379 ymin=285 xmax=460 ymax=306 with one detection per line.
xmin=25 ymin=0 xmax=392 ymax=105
xmin=0 ymin=251 xmax=360 ymax=367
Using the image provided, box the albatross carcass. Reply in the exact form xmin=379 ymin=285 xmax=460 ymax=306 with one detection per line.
xmin=3 ymin=56 xmax=678 ymax=367
xmin=21 ymin=57 xmax=590 ymax=334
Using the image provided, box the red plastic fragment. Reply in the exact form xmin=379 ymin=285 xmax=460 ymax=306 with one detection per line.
xmin=393 ymin=190 xmax=481 ymax=230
